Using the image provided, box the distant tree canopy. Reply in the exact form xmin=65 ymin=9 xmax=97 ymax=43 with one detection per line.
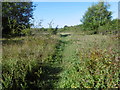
xmin=97 ymin=18 xmax=120 ymax=34
xmin=2 ymin=2 xmax=35 ymax=37
xmin=81 ymin=2 xmax=112 ymax=32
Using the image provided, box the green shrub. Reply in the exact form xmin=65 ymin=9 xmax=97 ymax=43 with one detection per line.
xmin=21 ymin=28 xmax=32 ymax=36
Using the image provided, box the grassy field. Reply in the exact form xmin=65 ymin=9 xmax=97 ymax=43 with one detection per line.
xmin=57 ymin=34 xmax=119 ymax=88
xmin=1 ymin=33 xmax=120 ymax=89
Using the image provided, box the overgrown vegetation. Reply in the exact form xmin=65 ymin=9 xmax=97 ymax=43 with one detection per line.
xmin=2 ymin=35 xmax=61 ymax=89
xmin=1 ymin=1 xmax=120 ymax=89
xmin=57 ymin=35 xmax=119 ymax=88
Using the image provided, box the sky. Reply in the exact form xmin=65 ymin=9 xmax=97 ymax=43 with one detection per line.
xmin=32 ymin=2 xmax=118 ymax=28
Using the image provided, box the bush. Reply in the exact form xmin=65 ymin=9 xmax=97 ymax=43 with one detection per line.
xmin=21 ymin=28 xmax=32 ymax=36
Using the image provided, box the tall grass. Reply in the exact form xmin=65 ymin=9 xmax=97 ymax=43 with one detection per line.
xmin=2 ymin=35 xmax=58 ymax=89
xmin=1 ymin=33 xmax=119 ymax=89
xmin=57 ymin=34 xmax=120 ymax=88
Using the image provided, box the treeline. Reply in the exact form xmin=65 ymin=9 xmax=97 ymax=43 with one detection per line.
xmin=2 ymin=2 xmax=119 ymax=37
xmin=60 ymin=2 xmax=119 ymax=35
xmin=31 ymin=2 xmax=120 ymax=35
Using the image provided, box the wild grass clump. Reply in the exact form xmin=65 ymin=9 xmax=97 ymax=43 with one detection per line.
xmin=77 ymin=48 xmax=119 ymax=88
xmin=57 ymin=35 xmax=119 ymax=88
xmin=2 ymin=35 xmax=58 ymax=89
xmin=76 ymin=35 xmax=119 ymax=88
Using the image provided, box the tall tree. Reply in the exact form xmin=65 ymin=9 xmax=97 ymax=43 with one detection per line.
xmin=2 ymin=2 xmax=35 ymax=37
xmin=81 ymin=2 xmax=112 ymax=32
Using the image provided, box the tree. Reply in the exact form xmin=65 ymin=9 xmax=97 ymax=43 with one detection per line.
xmin=81 ymin=2 xmax=112 ymax=33
xmin=2 ymin=2 xmax=35 ymax=37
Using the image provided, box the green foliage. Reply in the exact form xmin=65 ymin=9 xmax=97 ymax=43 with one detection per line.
xmin=21 ymin=28 xmax=32 ymax=36
xmin=2 ymin=33 xmax=119 ymax=89
xmin=78 ymin=48 xmax=119 ymax=88
xmin=1 ymin=1 xmax=119 ymax=88
xmin=2 ymin=36 xmax=58 ymax=89
xmin=2 ymin=2 xmax=35 ymax=37
xmin=57 ymin=34 xmax=119 ymax=88
xmin=81 ymin=2 xmax=112 ymax=32
xmin=98 ymin=19 xmax=120 ymax=34
xmin=52 ymin=25 xmax=59 ymax=35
